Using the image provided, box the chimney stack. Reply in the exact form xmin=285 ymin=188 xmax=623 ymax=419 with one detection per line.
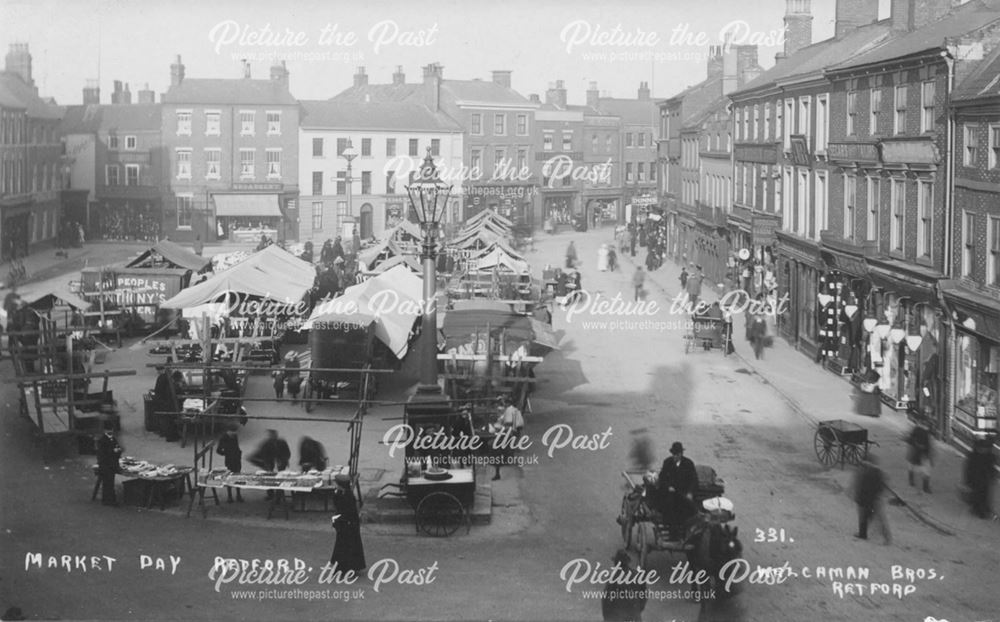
xmin=891 ymin=0 xmax=954 ymax=32
xmin=736 ymin=46 xmax=760 ymax=88
xmin=270 ymin=61 xmax=289 ymax=88
xmin=5 ymin=43 xmax=33 ymax=88
xmin=392 ymin=65 xmax=406 ymax=86
xmin=586 ymin=81 xmax=600 ymax=109
xmin=637 ymin=81 xmax=650 ymax=100
xmin=529 ymin=93 xmax=541 ymax=104
xmin=83 ymin=79 xmax=100 ymax=105
xmin=137 ymin=83 xmax=155 ymax=104
xmin=545 ymin=80 xmax=567 ymax=108
xmin=835 ymin=0 xmax=879 ymax=38
xmin=170 ymin=54 xmax=185 ymax=87
xmin=491 ymin=70 xmax=512 ymax=89
xmin=353 ymin=66 xmax=368 ymax=88
xmin=123 ymin=82 xmax=132 ymax=104
xmin=111 ymin=80 xmax=123 ymax=104
xmin=707 ymin=46 xmax=724 ymax=80
xmin=775 ymin=0 xmax=812 ymax=65
xmin=242 ymin=60 xmax=252 ymax=79
xmin=423 ymin=63 xmax=443 ymax=111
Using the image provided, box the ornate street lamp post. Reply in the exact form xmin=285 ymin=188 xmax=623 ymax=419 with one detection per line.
xmin=340 ymin=140 xmax=358 ymax=234
xmin=406 ymin=148 xmax=452 ymax=394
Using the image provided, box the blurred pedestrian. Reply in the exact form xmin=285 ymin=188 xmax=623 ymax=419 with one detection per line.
xmin=566 ymin=241 xmax=578 ymax=269
xmin=284 ymin=352 xmax=302 ymax=404
xmin=193 ymin=235 xmax=203 ymax=256
xmin=748 ymin=312 xmax=767 ymax=360
xmin=686 ymin=266 xmax=704 ymax=310
xmin=853 ymin=453 xmax=891 ymax=544
xmin=216 ymin=424 xmax=244 ymax=502
xmin=905 ymin=420 xmax=934 ymax=493
xmin=299 ymin=436 xmax=328 ymax=472
xmin=679 ymin=266 xmax=689 ymax=290
xmin=331 ymin=236 xmax=345 ymax=262
xmin=632 ymin=266 xmax=646 ymax=302
xmin=271 ymin=368 xmax=285 ymax=399
xmin=964 ymin=437 xmax=996 ymax=519
xmin=249 ymin=429 xmax=291 ymax=473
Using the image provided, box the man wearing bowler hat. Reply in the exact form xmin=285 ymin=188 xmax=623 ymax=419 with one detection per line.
xmin=656 ymin=442 xmax=699 ymax=536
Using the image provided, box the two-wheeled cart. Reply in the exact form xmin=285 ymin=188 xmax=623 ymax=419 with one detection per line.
xmin=814 ymin=419 xmax=879 ymax=469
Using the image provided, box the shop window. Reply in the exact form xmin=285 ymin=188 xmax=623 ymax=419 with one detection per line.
xmin=955 ymin=334 xmax=999 ymax=431
xmin=176 ymin=194 xmax=193 ymax=229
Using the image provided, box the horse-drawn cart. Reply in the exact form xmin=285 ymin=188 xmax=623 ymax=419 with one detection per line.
xmin=814 ymin=419 xmax=879 ymax=469
xmin=684 ymin=312 xmax=731 ymax=355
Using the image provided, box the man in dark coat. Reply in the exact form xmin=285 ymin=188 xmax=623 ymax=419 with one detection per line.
xmin=249 ymin=429 xmax=291 ymax=472
xmin=853 ymin=453 xmax=891 ymax=543
xmin=657 ymin=442 xmax=699 ymax=532
xmin=965 ymin=438 xmax=996 ymax=519
xmin=153 ymin=366 xmax=179 ymax=440
xmin=331 ymin=237 xmax=346 ymax=262
xmin=216 ymin=425 xmax=244 ymax=502
xmin=906 ymin=421 xmax=933 ymax=493
xmin=96 ymin=421 xmax=123 ymax=506
xmin=330 ymin=474 xmax=366 ymax=574
xmin=299 ymin=436 xmax=328 ymax=471
xmin=601 ymin=549 xmax=647 ymax=622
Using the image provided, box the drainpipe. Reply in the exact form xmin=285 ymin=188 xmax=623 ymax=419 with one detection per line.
xmin=939 ymin=48 xmax=956 ymax=444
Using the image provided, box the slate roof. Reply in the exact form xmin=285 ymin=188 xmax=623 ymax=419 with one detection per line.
xmin=733 ymin=22 xmax=894 ymax=95
xmin=677 ymin=77 xmax=724 ymax=128
xmin=332 ymin=77 xmax=533 ymax=107
xmin=59 ymin=104 xmax=161 ymax=135
xmin=596 ymin=97 xmax=658 ymax=126
xmin=0 ymin=72 xmax=61 ymax=119
xmin=161 ymin=78 xmax=297 ymax=105
xmin=299 ymin=100 xmax=462 ymax=132
xmin=953 ymin=43 xmax=1000 ymax=101
xmin=828 ymin=0 xmax=1000 ymax=72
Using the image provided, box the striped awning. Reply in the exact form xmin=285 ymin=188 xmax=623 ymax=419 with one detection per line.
xmin=213 ymin=194 xmax=282 ymax=217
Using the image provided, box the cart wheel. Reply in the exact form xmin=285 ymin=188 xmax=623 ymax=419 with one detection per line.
xmin=636 ymin=522 xmax=650 ymax=569
xmin=416 ymin=491 xmax=465 ymax=537
xmin=619 ymin=495 xmax=634 ymax=549
xmin=843 ymin=443 xmax=865 ymax=466
xmin=814 ymin=426 xmax=838 ymax=468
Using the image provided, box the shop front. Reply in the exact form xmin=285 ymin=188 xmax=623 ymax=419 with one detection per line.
xmin=775 ymin=232 xmax=822 ymax=359
xmin=863 ymin=263 xmax=944 ymax=428
xmin=939 ymin=280 xmax=1000 ymax=447
xmin=1 ymin=202 xmax=31 ymax=260
xmin=464 ymin=184 xmax=536 ymax=230
xmin=212 ymin=193 xmax=284 ymax=244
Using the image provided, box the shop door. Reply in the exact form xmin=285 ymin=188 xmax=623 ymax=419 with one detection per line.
xmin=360 ymin=204 xmax=373 ymax=240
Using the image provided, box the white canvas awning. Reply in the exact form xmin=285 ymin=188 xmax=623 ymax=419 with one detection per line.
xmin=213 ymin=194 xmax=282 ymax=218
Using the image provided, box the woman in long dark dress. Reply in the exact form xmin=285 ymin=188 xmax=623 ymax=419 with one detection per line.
xmin=330 ymin=474 xmax=366 ymax=574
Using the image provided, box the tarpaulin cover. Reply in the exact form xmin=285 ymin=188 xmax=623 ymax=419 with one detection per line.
xmin=125 ymin=239 xmax=211 ymax=272
xmin=160 ymin=244 xmax=315 ymax=308
xmin=469 ymin=247 xmax=530 ymax=274
xmin=440 ymin=301 xmax=558 ymax=355
xmin=365 ymin=253 xmax=422 ymax=274
xmin=302 ymin=265 xmax=424 ymax=359
xmin=466 ymin=208 xmax=513 ymax=228
xmin=380 ymin=220 xmax=424 ymax=243
xmin=18 ymin=278 xmax=92 ymax=311
xmin=358 ymin=237 xmax=405 ymax=270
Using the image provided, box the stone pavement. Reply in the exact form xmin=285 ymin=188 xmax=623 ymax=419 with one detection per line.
xmin=617 ymin=243 xmax=999 ymax=542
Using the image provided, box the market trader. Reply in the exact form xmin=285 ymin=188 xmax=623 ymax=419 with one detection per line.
xmin=96 ymin=421 xmax=123 ymax=506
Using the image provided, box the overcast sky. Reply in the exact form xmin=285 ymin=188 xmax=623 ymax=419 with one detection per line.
xmin=0 ymin=0 xmax=852 ymax=106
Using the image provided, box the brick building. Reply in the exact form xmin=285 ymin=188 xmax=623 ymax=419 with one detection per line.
xmin=942 ymin=43 xmax=1000 ymax=445
xmin=597 ymin=82 xmax=657 ymax=225
xmin=531 ymin=82 xmax=586 ymax=229
xmin=160 ymin=57 xmax=300 ymax=244
xmin=334 ymin=65 xmax=539 ymax=229
xmin=0 ymin=44 xmax=64 ymax=259
xmin=60 ymin=102 xmax=164 ymax=242
xmin=297 ymin=99 xmax=463 ymax=243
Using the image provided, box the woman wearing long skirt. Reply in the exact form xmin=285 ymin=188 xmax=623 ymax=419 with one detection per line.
xmin=330 ymin=474 xmax=366 ymax=574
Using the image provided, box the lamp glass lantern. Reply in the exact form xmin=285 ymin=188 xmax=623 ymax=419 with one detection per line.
xmin=406 ymin=148 xmax=452 ymax=235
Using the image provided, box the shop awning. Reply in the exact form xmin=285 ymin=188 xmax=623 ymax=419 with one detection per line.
xmin=213 ymin=194 xmax=282 ymax=218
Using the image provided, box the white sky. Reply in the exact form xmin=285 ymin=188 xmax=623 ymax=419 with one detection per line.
xmin=0 ymin=0 xmax=843 ymax=106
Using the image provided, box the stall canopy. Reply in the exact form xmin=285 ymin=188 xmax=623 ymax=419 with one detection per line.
xmin=470 ymin=239 xmax=525 ymax=261
xmin=456 ymin=218 xmax=511 ymax=241
xmin=358 ymin=237 xmax=411 ymax=270
xmin=125 ymin=239 xmax=211 ymax=272
xmin=302 ymin=265 xmax=424 ymax=359
xmin=213 ymin=194 xmax=282 ymax=218
xmin=18 ymin=281 xmax=92 ymax=311
xmin=440 ymin=300 xmax=559 ymax=355
xmin=466 ymin=208 xmax=513 ymax=229
xmin=469 ymin=247 xmax=530 ymax=274
xmin=365 ymin=253 xmax=422 ymax=275
xmin=160 ymin=244 xmax=315 ymax=309
xmin=380 ymin=220 xmax=424 ymax=243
